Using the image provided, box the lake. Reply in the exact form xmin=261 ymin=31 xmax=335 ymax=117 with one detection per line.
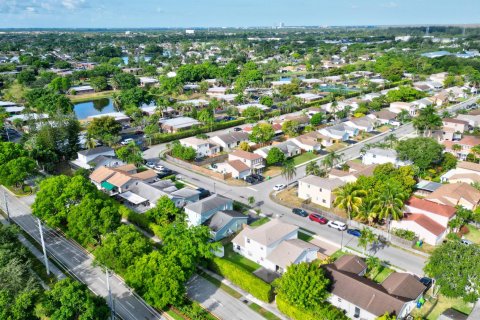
xmin=74 ymin=98 xmax=117 ymax=120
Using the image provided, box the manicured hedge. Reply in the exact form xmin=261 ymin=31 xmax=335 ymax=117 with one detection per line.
xmin=276 ymin=295 xmax=348 ymax=320
xmin=209 ymin=257 xmax=274 ymax=302
xmin=152 ymin=119 xmax=246 ymax=144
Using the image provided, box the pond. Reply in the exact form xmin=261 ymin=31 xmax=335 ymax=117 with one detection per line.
xmin=122 ymin=56 xmax=152 ymax=65
xmin=74 ymin=98 xmax=117 ymax=120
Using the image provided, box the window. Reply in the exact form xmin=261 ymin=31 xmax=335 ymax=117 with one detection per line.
xmin=354 ymin=307 xmax=360 ymax=318
xmin=246 ymin=238 xmax=250 ymax=244
xmin=260 ymin=246 xmax=263 ymax=250
xmin=319 ymin=188 xmax=322 ymax=192
xmin=322 ymin=199 xmax=326 ymax=204
xmin=338 ymin=298 xmax=342 ymax=302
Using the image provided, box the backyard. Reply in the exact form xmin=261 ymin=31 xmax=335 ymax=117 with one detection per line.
xmin=465 ymin=224 xmax=480 ymax=244
xmin=412 ymin=294 xmax=473 ymax=320
xmin=223 ymin=243 xmax=261 ymax=273
xmin=292 ymin=152 xmax=319 ymax=166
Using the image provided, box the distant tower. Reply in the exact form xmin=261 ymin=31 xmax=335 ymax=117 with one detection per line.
xmin=279 ymin=22 xmax=285 ymax=28
xmin=425 ymin=26 xmax=430 ymax=37
xmin=463 ymin=25 xmax=466 ymax=36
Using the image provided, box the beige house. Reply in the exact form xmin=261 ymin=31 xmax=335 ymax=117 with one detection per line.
xmin=441 ymin=161 xmax=480 ymax=184
xmin=89 ymin=165 xmax=157 ymax=193
xmin=425 ymin=182 xmax=480 ymax=210
xmin=228 ymin=150 xmax=265 ymax=173
xmin=298 ymin=175 xmax=346 ymax=208
xmin=389 ymin=102 xmax=417 ymax=116
xmin=441 ymin=118 xmax=469 ymax=141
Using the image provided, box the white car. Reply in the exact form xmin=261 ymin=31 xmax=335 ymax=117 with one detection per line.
xmin=154 ymin=165 xmax=166 ymax=171
xmin=120 ymin=138 xmax=134 ymax=145
xmin=273 ymin=184 xmax=286 ymax=191
xmin=145 ymin=161 xmax=156 ymax=168
xmin=327 ymin=220 xmax=347 ymax=231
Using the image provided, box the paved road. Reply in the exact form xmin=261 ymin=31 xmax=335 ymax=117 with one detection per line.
xmin=0 ymin=188 xmax=164 ymax=320
xmin=187 ymin=274 xmax=264 ymax=320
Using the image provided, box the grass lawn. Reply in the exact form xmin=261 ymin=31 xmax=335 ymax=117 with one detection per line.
xmin=250 ymin=217 xmax=270 ymax=227
xmin=263 ymin=166 xmax=282 ymax=178
xmin=370 ymin=266 xmax=394 ymax=283
xmin=326 ymin=143 xmax=347 ymax=152
xmin=465 ymin=224 xmax=480 ymax=244
xmin=5 ymin=185 xmax=34 ymax=196
xmin=224 ymin=243 xmax=261 ymax=272
xmin=275 ymin=187 xmax=304 ymax=208
xmin=67 ymin=90 xmax=114 ymax=103
xmin=292 ymin=152 xmax=318 ymax=166
xmin=166 ymin=310 xmax=186 ymax=320
xmin=249 ymin=303 xmax=281 ymax=320
xmin=329 ymin=250 xmax=348 ymax=260
xmin=298 ymin=232 xmax=314 ymax=242
xmin=413 ymin=295 xmax=473 ymax=320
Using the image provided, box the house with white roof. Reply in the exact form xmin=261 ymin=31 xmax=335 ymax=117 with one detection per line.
xmin=295 ymin=93 xmax=323 ymax=103
xmin=441 ymin=161 xmax=480 ymax=184
xmin=254 ymin=141 xmax=301 ymax=159
xmin=216 ymin=160 xmax=251 ymax=179
xmin=139 ymin=77 xmax=159 ymax=87
xmin=179 ymin=137 xmax=220 ymax=158
xmin=232 ymin=219 xmax=318 ymax=273
xmin=185 ymin=194 xmax=233 ymax=227
xmin=210 ymin=131 xmax=250 ymax=151
xmin=236 ymin=103 xmax=270 ymax=113
xmin=69 ymin=85 xmax=94 ymax=95
xmin=344 ymin=116 xmax=376 ymax=132
xmin=389 ymin=102 xmax=417 ymax=116
xmin=298 ymin=175 xmax=346 ymax=208
xmin=362 ymin=148 xmax=412 ymax=167
xmin=160 ymin=117 xmax=201 ymax=133
xmin=71 ymin=146 xmax=122 ymax=170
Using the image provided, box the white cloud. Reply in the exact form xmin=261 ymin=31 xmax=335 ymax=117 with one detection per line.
xmin=381 ymin=1 xmax=398 ymax=8
xmin=61 ymin=0 xmax=86 ymax=10
xmin=0 ymin=0 xmax=88 ymax=15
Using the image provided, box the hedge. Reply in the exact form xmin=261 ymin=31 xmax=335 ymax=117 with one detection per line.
xmin=276 ymin=295 xmax=348 ymax=320
xmin=152 ymin=119 xmax=246 ymax=144
xmin=208 ymin=257 xmax=274 ymax=302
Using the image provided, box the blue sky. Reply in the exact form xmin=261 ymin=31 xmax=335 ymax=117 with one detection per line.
xmin=0 ymin=0 xmax=478 ymax=28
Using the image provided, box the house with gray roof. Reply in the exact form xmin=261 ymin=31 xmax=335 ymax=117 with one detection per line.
xmin=71 ymin=146 xmax=122 ymax=170
xmin=254 ymin=141 xmax=301 ymax=159
xmin=160 ymin=117 xmax=201 ymax=133
xmin=232 ymin=219 xmax=318 ymax=273
xmin=319 ymin=123 xmax=358 ymax=141
xmin=185 ymin=194 xmax=233 ymax=227
xmin=204 ymin=210 xmax=248 ymax=241
xmin=210 ymin=131 xmax=250 ymax=151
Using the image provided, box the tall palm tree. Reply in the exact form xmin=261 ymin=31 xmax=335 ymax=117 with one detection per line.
xmin=371 ymin=184 xmax=406 ymax=223
xmin=412 ymin=105 xmax=443 ymax=137
xmin=85 ymin=137 xmax=97 ymax=150
xmin=281 ymin=160 xmax=297 ymax=185
xmin=384 ymin=134 xmax=398 ymax=149
xmin=358 ymin=228 xmax=377 ymax=255
xmin=111 ymin=92 xmax=122 ymax=110
xmin=306 ymin=161 xmax=321 ymax=176
xmin=357 ymin=198 xmax=377 ymax=226
xmin=333 ymin=183 xmax=367 ymax=222
xmin=322 ymin=151 xmax=343 ymax=170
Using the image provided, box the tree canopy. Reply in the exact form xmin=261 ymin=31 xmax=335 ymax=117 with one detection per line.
xmin=396 ymin=137 xmax=444 ymax=171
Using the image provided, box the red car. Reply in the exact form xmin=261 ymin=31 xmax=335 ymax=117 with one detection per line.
xmin=308 ymin=213 xmax=328 ymax=224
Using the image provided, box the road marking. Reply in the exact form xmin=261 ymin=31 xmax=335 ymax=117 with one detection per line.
xmin=125 ymin=301 xmax=136 ymax=309
xmin=97 ymin=277 xmax=105 ymax=284
xmin=247 ymin=187 xmax=258 ymax=192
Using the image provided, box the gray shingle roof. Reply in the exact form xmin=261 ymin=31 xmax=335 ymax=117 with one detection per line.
xmin=185 ymin=194 xmax=233 ymax=214
xmin=78 ymin=146 xmax=114 ymax=156
xmin=204 ymin=210 xmax=247 ymax=232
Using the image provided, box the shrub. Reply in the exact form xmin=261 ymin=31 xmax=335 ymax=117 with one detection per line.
xmin=209 ymin=258 xmax=274 ymax=302
xmin=276 ymin=295 xmax=348 ymax=320
xmin=392 ymin=228 xmax=417 ymax=241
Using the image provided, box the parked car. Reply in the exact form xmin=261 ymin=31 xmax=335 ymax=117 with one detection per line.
xmin=292 ymin=208 xmax=308 ymax=217
xmin=419 ymin=277 xmax=433 ymax=290
xmin=273 ymin=184 xmax=286 ymax=191
xmin=197 ymin=188 xmax=211 ymax=200
xmin=156 ymin=169 xmax=173 ymax=179
xmin=251 ymin=174 xmax=264 ymax=182
xmin=347 ymin=228 xmax=361 ymax=237
xmin=233 ymin=127 xmax=242 ymax=132
xmin=145 ymin=161 xmax=156 ymax=168
xmin=154 ymin=164 xmax=166 ymax=171
xmin=245 ymin=176 xmax=258 ymax=184
xmin=461 ymin=239 xmax=474 ymax=245
xmin=120 ymin=138 xmax=134 ymax=145
xmin=308 ymin=213 xmax=328 ymax=224
xmin=327 ymin=220 xmax=347 ymax=231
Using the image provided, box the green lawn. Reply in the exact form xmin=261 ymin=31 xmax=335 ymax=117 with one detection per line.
xmin=370 ymin=266 xmax=394 ymax=283
xmin=298 ymin=232 xmax=314 ymax=242
xmin=166 ymin=310 xmax=185 ymax=320
xmin=249 ymin=303 xmax=281 ymax=320
xmin=292 ymin=152 xmax=318 ymax=166
xmin=412 ymin=295 xmax=473 ymax=320
xmin=465 ymin=224 xmax=480 ymax=244
xmin=224 ymin=243 xmax=261 ymax=272
xmin=250 ymin=217 xmax=270 ymax=227
xmin=329 ymin=250 xmax=348 ymax=260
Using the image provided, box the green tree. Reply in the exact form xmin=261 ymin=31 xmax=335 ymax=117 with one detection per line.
xmin=94 ymin=225 xmax=153 ymax=274
xmin=371 ymin=183 xmax=406 ymax=222
xmin=412 ymin=105 xmax=443 ymax=137
xmin=266 ymin=147 xmax=285 ymax=165
xmin=250 ymin=123 xmax=275 ymax=145
xmin=259 ymin=96 xmax=273 ymax=107
xmin=282 ymin=120 xmax=300 ymax=137
xmin=242 ymin=106 xmax=264 ymax=121
xmin=115 ymin=142 xmax=143 ymax=165
xmin=87 ymin=116 xmax=122 ymax=142
xmin=306 ymin=161 xmax=323 ymax=176
xmin=425 ymin=241 xmax=480 ymax=302
xmin=145 ymin=196 xmax=182 ymax=226
xmin=273 ymin=262 xmax=330 ymax=310
xmin=49 ymin=76 xmax=71 ymax=93
xmin=171 ymin=142 xmax=196 ymax=161
xmin=90 ymin=76 xmax=108 ymax=92
xmin=281 ymin=159 xmax=297 ymax=185
xmin=310 ymin=113 xmax=325 ymax=126
xmin=17 ymin=69 xmax=36 ymax=85
xmin=43 ymin=278 xmax=110 ymax=320
xmin=333 ymin=183 xmax=367 ymax=221
xmin=111 ymin=72 xmax=138 ymax=90
xmin=0 ymin=156 xmax=36 ymax=188
xmin=396 ymin=137 xmax=444 ymax=171
xmin=358 ymin=228 xmax=378 ymax=255
xmin=321 ymin=151 xmax=343 ymax=170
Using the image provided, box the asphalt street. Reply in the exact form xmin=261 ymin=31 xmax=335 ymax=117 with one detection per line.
xmin=0 ymin=188 xmax=164 ymax=320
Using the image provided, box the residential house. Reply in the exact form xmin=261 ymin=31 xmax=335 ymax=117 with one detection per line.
xmin=430 ymin=92 xmax=449 ymax=106
xmin=232 ymin=219 xmax=318 ymax=273
xmin=444 ymin=86 xmax=468 ymax=101
xmin=425 ymin=182 xmax=480 ymax=210
xmin=160 ymin=117 xmax=201 ymax=133
xmin=441 ymin=118 xmax=469 ymax=141
xmin=441 ymin=161 xmax=480 ymax=184
xmin=291 ymin=131 xmax=327 ymax=152
xmin=329 ymin=162 xmax=377 ymax=184
xmin=389 ymin=102 xmax=417 ymax=117
xmin=295 ymin=93 xmax=324 ymax=103
xmin=456 ymin=113 xmax=480 ymax=127
xmin=185 ymin=194 xmax=233 ymax=227
xmin=228 ymin=150 xmax=265 ymax=173
xmin=210 ymin=131 xmax=250 ymax=151
xmin=177 ymin=99 xmax=209 ymax=108
xmin=391 ymin=197 xmax=456 ymax=245
xmin=254 ymin=141 xmax=301 ymax=159
xmin=215 ymin=94 xmax=238 ymax=102
xmin=368 ymin=109 xmax=400 ymax=126
xmin=344 ymin=116 xmax=376 ymax=132
xmin=216 ymin=160 xmax=251 ymax=179
xmin=443 ymin=136 xmax=480 ymax=160
xmin=88 ymin=112 xmax=130 ymax=125
xmin=319 ymin=123 xmax=358 ymax=142
xmin=362 ymin=148 xmax=412 ymax=167
xmin=412 ymin=98 xmax=433 ymax=109
xmin=89 ymin=165 xmax=157 ymax=193
xmin=430 ymin=72 xmax=449 ymax=84
xmin=205 ymin=210 xmax=248 ymax=241
xmin=271 ymin=80 xmax=291 ymax=87
xmin=70 ymin=146 xmax=122 ymax=170
xmin=207 ymin=86 xmax=228 ymax=96
xmin=298 ymin=175 xmax=346 ymax=208
xmin=139 ymin=77 xmax=159 ymax=87
xmin=236 ymin=103 xmax=270 ymax=113
xmin=324 ymin=256 xmax=426 ymax=319
xmin=69 ymin=85 xmax=94 ymax=95
xmin=414 ymin=180 xmax=443 ymax=197
xmin=179 ymin=137 xmax=220 ymax=158
xmin=364 ymin=92 xmax=382 ymax=101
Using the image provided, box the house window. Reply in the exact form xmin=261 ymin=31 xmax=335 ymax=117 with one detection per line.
xmin=338 ymin=298 xmax=342 ymax=303
xmin=308 ymin=184 xmax=310 ymax=189
xmin=246 ymin=238 xmax=250 ymax=244
xmin=260 ymin=246 xmax=263 ymax=250
xmin=319 ymin=188 xmax=322 ymax=192
xmin=322 ymin=199 xmax=326 ymax=204
xmin=354 ymin=307 xmax=360 ymax=318
xmin=236 ymin=245 xmax=240 ymax=250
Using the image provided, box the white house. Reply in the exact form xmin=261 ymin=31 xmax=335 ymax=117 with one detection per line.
xmin=441 ymin=161 xmax=480 ymax=184
xmin=232 ymin=219 xmax=318 ymax=273
xmin=389 ymin=102 xmax=417 ymax=116
xmin=72 ymin=146 xmax=117 ymax=170
xmin=210 ymin=131 xmax=250 ymax=151
xmin=362 ymin=148 xmax=412 ymax=167
xmin=228 ymin=150 xmax=265 ymax=173
xmin=185 ymin=194 xmax=233 ymax=227
xmin=298 ymin=175 xmax=346 ymax=208
xmin=179 ymin=137 xmax=220 ymax=158
xmin=344 ymin=116 xmax=376 ymax=132
xmin=216 ymin=160 xmax=251 ymax=179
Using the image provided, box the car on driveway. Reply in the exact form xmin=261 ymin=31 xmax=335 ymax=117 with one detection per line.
xmin=145 ymin=161 xmax=156 ymax=168
xmin=292 ymin=208 xmax=308 ymax=217
xmin=347 ymin=228 xmax=361 ymax=237
xmin=461 ymin=239 xmax=474 ymax=245
xmin=419 ymin=277 xmax=433 ymax=290
xmin=251 ymin=174 xmax=264 ymax=182
xmin=308 ymin=213 xmax=328 ymax=224
xmin=120 ymin=138 xmax=134 ymax=145
xmin=233 ymin=127 xmax=242 ymax=132
xmin=327 ymin=220 xmax=347 ymax=231
xmin=197 ymin=188 xmax=211 ymax=200
xmin=273 ymin=184 xmax=286 ymax=191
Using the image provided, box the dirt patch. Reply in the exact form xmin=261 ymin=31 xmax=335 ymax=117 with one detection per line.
xmin=326 ymin=143 xmax=347 ymax=152
xmin=275 ymin=187 xmax=304 ymax=207
xmin=263 ymin=166 xmax=282 ymax=178
xmin=225 ymin=178 xmax=249 ymax=186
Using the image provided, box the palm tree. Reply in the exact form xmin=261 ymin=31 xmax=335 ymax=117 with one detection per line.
xmin=412 ymin=105 xmax=443 ymax=137
xmin=384 ymin=134 xmax=398 ymax=149
xmin=281 ymin=160 xmax=297 ymax=186
xmin=111 ymin=92 xmax=122 ymax=110
xmin=357 ymin=198 xmax=377 ymax=226
xmin=371 ymin=184 xmax=406 ymax=224
xmin=358 ymin=228 xmax=377 ymax=255
xmin=365 ymin=256 xmax=382 ymax=275
xmin=452 ymin=144 xmax=462 ymax=152
xmin=322 ymin=151 xmax=343 ymax=170
xmin=85 ymin=137 xmax=97 ymax=150
xmin=306 ymin=161 xmax=321 ymax=176
xmin=333 ymin=183 xmax=367 ymax=223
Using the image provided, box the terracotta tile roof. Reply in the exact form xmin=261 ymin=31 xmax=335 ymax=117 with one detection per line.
xmin=404 ymin=213 xmax=446 ymax=236
xmin=426 ymin=183 xmax=480 ymax=207
xmin=405 ymin=197 xmax=456 ymax=218
xmin=89 ymin=166 xmax=115 ymax=184
xmin=115 ymin=163 xmax=137 ymax=172
xmin=106 ymin=172 xmax=132 ymax=187
xmin=459 ymin=136 xmax=480 ymax=147
xmin=131 ymin=169 xmax=157 ymax=180
xmin=458 ymin=161 xmax=480 ymax=172
xmin=228 ymin=160 xmax=250 ymax=173
xmin=334 ymin=254 xmax=367 ymax=274
xmin=443 ymin=118 xmax=469 ymax=125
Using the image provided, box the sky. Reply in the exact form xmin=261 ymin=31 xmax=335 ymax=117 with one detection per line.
xmin=0 ymin=0 xmax=479 ymax=29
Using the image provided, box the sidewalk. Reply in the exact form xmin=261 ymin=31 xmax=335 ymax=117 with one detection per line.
xmin=199 ymin=266 xmax=288 ymax=320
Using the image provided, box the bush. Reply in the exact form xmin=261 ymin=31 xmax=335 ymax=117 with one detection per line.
xmin=276 ymin=295 xmax=348 ymax=320
xmin=120 ymin=206 xmax=154 ymax=234
xmin=208 ymin=257 xmax=274 ymax=302
xmin=392 ymin=228 xmax=417 ymax=241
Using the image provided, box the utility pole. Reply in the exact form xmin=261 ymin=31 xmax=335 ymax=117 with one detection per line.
xmin=3 ymin=189 xmax=10 ymax=222
xmin=37 ymin=218 xmax=50 ymax=275
xmin=106 ymin=268 xmax=115 ymax=320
